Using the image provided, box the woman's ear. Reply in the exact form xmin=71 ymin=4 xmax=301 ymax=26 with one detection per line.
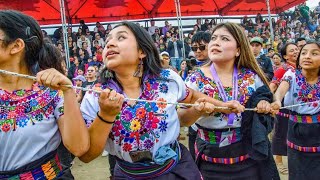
xmin=10 ymin=38 xmax=25 ymax=55
xmin=138 ymin=49 xmax=147 ymax=59
xmin=236 ymin=48 xmax=240 ymax=57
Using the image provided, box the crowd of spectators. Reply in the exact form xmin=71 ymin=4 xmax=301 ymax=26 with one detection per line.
xmin=43 ymin=2 xmax=320 ymax=104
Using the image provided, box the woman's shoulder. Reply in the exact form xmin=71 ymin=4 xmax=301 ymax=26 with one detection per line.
xmin=185 ymin=68 xmax=205 ymax=83
xmin=239 ymin=67 xmax=264 ymax=86
xmin=159 ymin=68 xmax=180 ymax=79
xmin=283 ymin=68 xmax=296 ymax=75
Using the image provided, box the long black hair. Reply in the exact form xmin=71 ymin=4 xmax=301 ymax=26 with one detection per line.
xmin=296 ymin=42 xmax=320 ymax=75
xmin=0 ymin=10 xmax=63 ymax=74
xmin=101 ymin=21 xmax=162 ymax=90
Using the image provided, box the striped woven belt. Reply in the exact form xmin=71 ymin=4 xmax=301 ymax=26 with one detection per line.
xmin=201 ymin=154 xmax=250 ymax=165
xmin=287 ymin=140 xmax=320 ymax=153
xmin=0 ymin=154 xmax=63 ymax=180
xmin=197 ymin=128 xmax=241 ymax=144
xmin=277 ymin=112 xmax=320 ymax=124
xmin=117 ymin=143 xmax=181 ymax=179
xmin=194 ymin=141 xmax=249 ymax=165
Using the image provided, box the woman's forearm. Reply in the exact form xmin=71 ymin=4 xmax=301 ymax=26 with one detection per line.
xmin=79 ymin=113 xmax=115 ymax=163
xmin=58 ymin=89 xmax=90 ymax=157
xmin=188 ymin=89 xmax=224 ymax=106
xmin=178 ymin=107 xmax=203 ymax=127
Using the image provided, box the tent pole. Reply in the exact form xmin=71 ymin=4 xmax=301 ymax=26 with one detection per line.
xmin=59 ymin=0 xmax=70 ymax=69
xmin=174 ymin=0 xmax=186 ymax=60
xmin=266 ymin=0 xmax=274 ymax=45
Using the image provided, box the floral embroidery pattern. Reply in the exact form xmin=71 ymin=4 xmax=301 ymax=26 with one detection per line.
xmin=185 ymin=68 xmax=258 ymax=121
xmin=283 ymin=69 xmax=320 ymax=107
xmin=100 ymin=69 xmax=180 ymax=151
xmin=0 ymin=83 xmax=64 ymax=133
xmin=186 ymin=68 xmax=256 ymax=105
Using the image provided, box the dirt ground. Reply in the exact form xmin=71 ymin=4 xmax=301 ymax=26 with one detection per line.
xmin=72 ymin=128 xmax=288 ymax=180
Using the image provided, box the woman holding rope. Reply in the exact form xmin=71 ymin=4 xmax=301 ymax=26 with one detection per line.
xmin=271 ymin=42 xmax=320 ymax=180
xmin=79 ymin=21 xmax=243 ymax=179
xmin=180 ymin=22 xmax=280 ymax=179
xmin=269 ymin=43 xmax=299 ymax=175
xmin=0 ymin=10 xmax=89 ymax=179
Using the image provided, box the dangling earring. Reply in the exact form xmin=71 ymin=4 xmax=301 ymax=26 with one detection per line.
xmin=236 ymin=52 xmax=240 ymax=57
xmin=105 ymin=70 xmax=114 ymax=78
xmin=133 ymin=59 xmax=143 ymax=77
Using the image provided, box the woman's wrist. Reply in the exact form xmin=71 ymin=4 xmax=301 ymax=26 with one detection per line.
xmin=62 ymin=86 xmax=75 ymax=93
xmin=97 ymin=111 xmax=115 ymax=124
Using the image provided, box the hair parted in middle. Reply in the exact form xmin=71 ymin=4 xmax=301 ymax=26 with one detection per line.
xmin=211 ymin=22 xmax=269 ymax=86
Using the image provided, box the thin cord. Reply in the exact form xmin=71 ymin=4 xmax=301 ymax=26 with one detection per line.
xmin=280 ymin=100 xmax=320 ymax=109
xmin=0 ymin=69 xmax=318 ymax=111
xmin=0 ymin=69 xmax=201 ymax=108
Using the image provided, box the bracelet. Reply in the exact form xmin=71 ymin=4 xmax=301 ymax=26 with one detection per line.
xmin=96 ymin=111 xmax=115 ymax=124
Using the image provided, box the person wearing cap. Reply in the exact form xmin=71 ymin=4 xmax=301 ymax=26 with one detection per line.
xmin=73 ymin=75 xmax=87 ymax=103
xmin=160 ymin=51 xmax=177 ymax=72
xmin=250 ymin=37 xmax=274 ymax=81
xmin=73 ymin=74 xmax=86 ymax=82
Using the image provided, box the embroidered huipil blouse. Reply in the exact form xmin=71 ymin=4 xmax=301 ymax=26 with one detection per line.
xmin=281 ymin=69 xmax=320 ymax=114
xmin=80 ymin=69 xmax=189 ymax=162
xmin=185 ymin=68 xmax=264 ymax=129
xmin=0 ymin=83 xmax=64 ymax=171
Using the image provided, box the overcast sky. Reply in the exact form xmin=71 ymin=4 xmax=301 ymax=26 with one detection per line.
xmin=306 ymin=0 xmax=319 ymax=9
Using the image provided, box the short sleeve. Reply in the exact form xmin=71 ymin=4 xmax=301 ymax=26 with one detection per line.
xmin=185 ymin=71 xmax=201 ymax=92
xmin=281 ymin=69 xmax=295 ymax=88
xmin=80 ymin=90 xmax=100 ymax=127
xmin=161 ymin=69 xmax=189 ymax=102
xmin=54 ymin=91 xmax=64 ymax=120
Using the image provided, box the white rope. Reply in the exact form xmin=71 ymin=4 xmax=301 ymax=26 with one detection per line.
xmin=280 ymin=100 xmax=320 ymax=109
xmin=0 ymin=69 xmax=204 ymax=108
xmin=1 ymin=69 xmax=318 ymax=111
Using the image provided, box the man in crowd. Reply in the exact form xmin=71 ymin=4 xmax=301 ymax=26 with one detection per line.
xmin=250 ymin=37 xmax=274 ymax=81
xmin=82 ymin=66 xmax=98 ymax=89
xmin=162 ymin=21 xmax=171 ymax=36
xmin=296 ymin=37 xmax=307 ymax=51
xmin=160 ymin=51 xmax=176 ymax=71
xmin=201 ymin=19 xmax=210 ymax=31
xmin=79 ymin=19 xmax=89 ymax=35
xmin=191 ymin=31 xmax=211 ymax=66
xmin=148 ymin=20 xmax=158 ymax=36
xmin=187 ymin=31 xmax=211 ymax=160
xmin=167 ymin=34 xmax=183 ymax=70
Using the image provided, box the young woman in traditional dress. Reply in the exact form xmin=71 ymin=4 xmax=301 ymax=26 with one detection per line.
xmin=79 ymin=21 xmax=243 ymax=179
xmin=0 ymin=10 xmax=89 ymax=179
xmin=180 ymin=22 xmax=279 ymax=180
xmin=272 ymin=42 xmax=320 ymax=180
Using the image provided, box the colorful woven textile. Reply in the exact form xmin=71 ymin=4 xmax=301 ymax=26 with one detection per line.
xmin=0 ymin=154 xmax=62 ymax=180
xmin=287 ymin=140 xmax=320 ymax=153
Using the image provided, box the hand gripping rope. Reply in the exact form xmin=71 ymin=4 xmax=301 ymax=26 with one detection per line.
xmin=0 ymin=69 xmax=319 ymax=111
